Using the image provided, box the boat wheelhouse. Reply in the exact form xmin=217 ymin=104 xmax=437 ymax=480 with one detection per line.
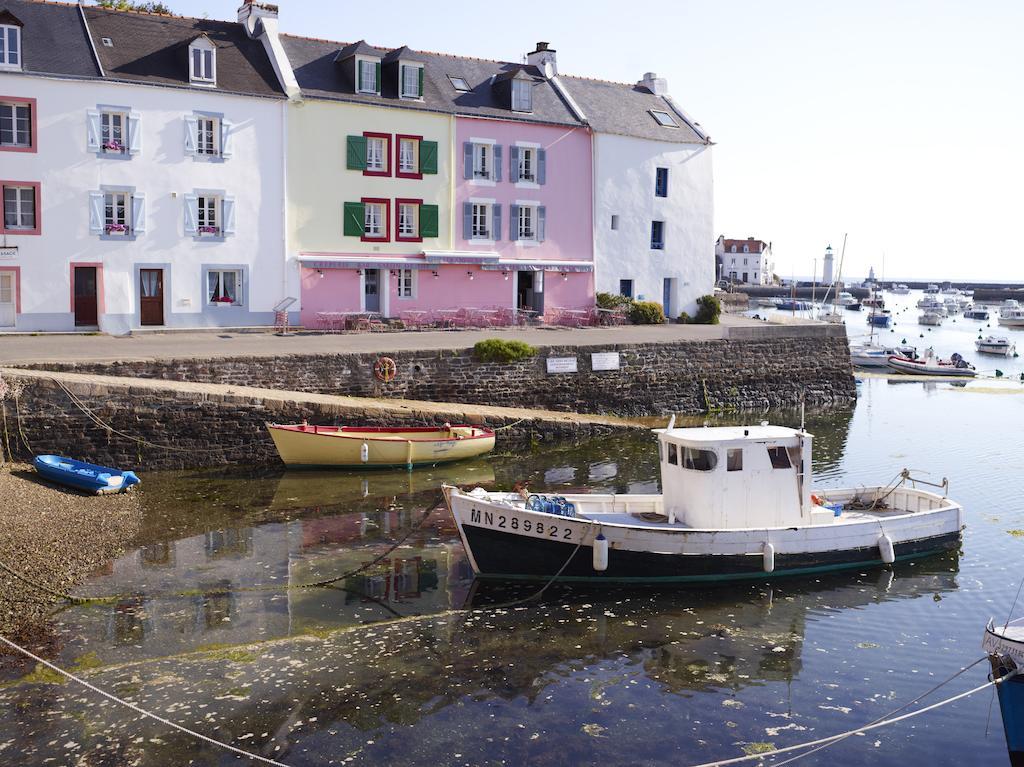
xmin=443 ymin=424 xmax=963 ymax=583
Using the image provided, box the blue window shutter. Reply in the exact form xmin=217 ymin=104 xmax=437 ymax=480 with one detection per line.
xmin=492 ymin=204 xmax=501 ymax=242
xmin=509 ymin=146 xmax=519 ymax=183
xmin=538 ymin=149 xmax=547 ymax=185
xmin=538 ymin=206 xmax=546 ymax=242
xmin=493 ymin=144 xmax=502 ymax=182
xmin=463 ymin=142 xmax=473 ymax=180
xmin=509 ymin=204 xmax=519 ymax=241
xmin=463 ymin=202 xmax=472 ymax=239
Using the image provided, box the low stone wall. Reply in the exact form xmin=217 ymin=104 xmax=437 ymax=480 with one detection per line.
xmin=2 ymin=374 xmax=631 ymax=471
xmin=36 ymin=335 xmax=856 ymax=417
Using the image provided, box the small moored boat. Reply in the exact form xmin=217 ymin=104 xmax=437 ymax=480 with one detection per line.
xmin=850 ymin=342 xmax=916 ymax=368
xmin=33 ymin=455 xmax=140 ymax=495
xmin=267 ymin=423 xmax=495 ymax=469
xmin=443 ymin=423 xmax=963 ymax=584
xmin=999 ymin=307 xmax=1024 ymax=328
xmin=867 ymin=309 xmax=892 ymax=328
xmin=976 ymin=335 xmax=1016 ymax=356
xmin=964 ymin=307 xmax=990 ymax=320
xmin=886 ymin=349 xmax=976 ymax=377
xmin=891 ymin=283 xmax=910 ymax=294
xmin=918 ymin=310 xmax=943 ymax=326
xmin=984 ymin=620 xmax=1024 ymax=765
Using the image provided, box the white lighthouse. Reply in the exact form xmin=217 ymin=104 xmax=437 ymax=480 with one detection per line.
xmin=822 ymin=244 xmax=834 ymax=285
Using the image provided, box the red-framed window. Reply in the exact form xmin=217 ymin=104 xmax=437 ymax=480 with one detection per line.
xmin=0 ymin=96 xmax=36 ymax=153
xmin=395 ymin=134 xmax=423 ymax=180
xmin=394 ymin=197 xmax=423 ymax=243
xmin=360 ymin=197 xmax=390 ymax=243
xmin=1 ymin=180 xmax=40 ymax=235
xmin=363 ymin=132 xmax=391 ymax=177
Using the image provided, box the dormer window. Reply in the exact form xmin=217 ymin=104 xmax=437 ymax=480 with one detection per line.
xmin=189 ymin=37 xmax=216 ymax=86
xmin=357 ymin=57 xmax=380 ymax=94
xmin=0 ymin=23 xmax=21 ymax=70
xmin=400 ymin=64 xmax=424 ymax=99
xmin=511 ymin=79 xmax=532 ymax=112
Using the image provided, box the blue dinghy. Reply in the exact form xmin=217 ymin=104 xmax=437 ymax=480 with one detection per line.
xmin=33 ymin=455 xmax=140 ymax=495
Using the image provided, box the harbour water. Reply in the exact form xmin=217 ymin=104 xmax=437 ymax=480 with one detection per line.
xmin=3 ymin=361 xmax=1024 ymax=764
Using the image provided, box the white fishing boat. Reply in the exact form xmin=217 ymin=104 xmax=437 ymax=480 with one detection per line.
xmin=917 ymin=297 xmax=946 ymax=313
xmin=756 ymin=297 xmax=781 ymax=308
xmin=999 ymin=307 xmax=1024 ymax=328
xmin=924 ymin=284 xmax=940 ymax=294
xmin=891 ymin=283 xmax=911 ymax=294
xmin=886 ymin=349 xmax=976 ymax=377
xmin=918 ymin=310 xmax=944 ymax=326
xmin=976 ymin=335 xmax=1016 ymax=356
xmin=850 ymin=342 xmax=917 ymax=368
xmin=943 ymin=297 xmax=960 ymax=315
xmin=834 ymin=291 xmax=860 ymax=310
xmin=443 ymin=423 xmax=963 ymax=583
xmin=963 ymin=307 xmax=990 ymax=320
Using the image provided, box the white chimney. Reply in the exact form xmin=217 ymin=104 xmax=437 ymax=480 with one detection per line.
xmin=638 ymin=72 xmax=668 ymax=96
xmin=237 ymin=0 xmax=279 ymax=39
xmin=527 ymin=41 xmax=557 ymax=79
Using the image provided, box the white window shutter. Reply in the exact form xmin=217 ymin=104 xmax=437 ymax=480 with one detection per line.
xmin=222 ymin=196 xmax=236 ymax=235
xmin=86 ymin=110 xmax=101 ymax=152
xmin=184 ymin=115 xmax=198 ymax=155
xmin=184 ymin=193 xmax=198 ymax=234
xmin=127 ymin=112 xmax=142 ymax=155
xmin=219 ymin=119 xmax=234 ymax=159
xmin=131 ymin=192 xmax=146 ymax=235
xmin=88 ymin=191 xmax=104 ymax=234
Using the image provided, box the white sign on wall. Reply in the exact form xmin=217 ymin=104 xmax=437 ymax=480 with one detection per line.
xmin=591 ymin=352 xmax=620 ymax=371
xmin=0 ymin=247 xmax=17 ymax=260
xmin=546 ymin=356 xmax=578 ymax=374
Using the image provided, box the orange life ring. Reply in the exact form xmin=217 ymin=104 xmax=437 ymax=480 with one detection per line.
xmin=373 ymin=356 xmax=397 ymax=383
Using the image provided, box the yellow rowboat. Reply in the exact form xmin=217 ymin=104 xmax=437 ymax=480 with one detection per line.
xmin=266 ymin=423 xmax=496 ymax=469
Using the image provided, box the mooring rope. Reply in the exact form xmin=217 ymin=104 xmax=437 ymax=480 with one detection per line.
xmin=0 ymin=633 xmax=293 ymax=766
xmin=680 ymin=668 xmax=1017 ymax=767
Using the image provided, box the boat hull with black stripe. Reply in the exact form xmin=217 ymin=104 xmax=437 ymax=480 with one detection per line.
xmin=443 ymin=424 xmax=963 ymax=584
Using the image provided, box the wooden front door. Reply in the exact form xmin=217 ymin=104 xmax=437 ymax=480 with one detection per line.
xmin=140 ymin=269 xmax=164 ymax=326
xmin=73 ymin=266 xmax=98 ymax=327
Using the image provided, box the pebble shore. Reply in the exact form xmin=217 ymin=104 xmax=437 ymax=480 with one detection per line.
xmin=0 ymin=465 xmax=141 ymax=647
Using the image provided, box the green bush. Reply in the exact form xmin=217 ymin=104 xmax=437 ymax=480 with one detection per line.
xmin=678 ymin=295 xmax=722 ymax=325
xmin=628 ymin=301 xmax=666 ymax=325
xmin=473 ymin=338 xmax=539 ymax=364
xmin=596 ymin=292 xmax=634 ymax=310
xmin=695 ymin=294 xmax=722 ymax=325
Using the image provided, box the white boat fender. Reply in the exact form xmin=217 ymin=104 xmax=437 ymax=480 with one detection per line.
xmin=878 ymin=533 xmax=895 ymax=564
xmin=360 ymin=442 xmax=369 ymax=463
xmin=593 ymin=533 xmax=609 ymax=572
xmin=762 ymin=542 xmax=775 ymax=573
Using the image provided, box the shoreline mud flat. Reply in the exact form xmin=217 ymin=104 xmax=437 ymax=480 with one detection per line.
xmin=0 ymin=465 xmax=141 ymax=664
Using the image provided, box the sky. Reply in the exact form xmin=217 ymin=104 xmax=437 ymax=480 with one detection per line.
xmin=157 ymin=0 xmax=1024 ymax=282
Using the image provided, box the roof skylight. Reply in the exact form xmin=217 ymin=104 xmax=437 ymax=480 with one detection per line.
xmin=448 ymin=75 xmax=470 ymax=92
xmin=650 ymin=109 xmax=678 ymax=128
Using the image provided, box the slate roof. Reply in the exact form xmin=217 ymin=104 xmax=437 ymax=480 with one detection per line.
xmin=561 ymin=75 xmax=708 ymax=144
xmin=282 ymin=35 xmax=582 ymax=127
xmin=720 ymin=238 xmax=768 ymax=253
xmin=82 ymin=5 xmax=284 ymax=97
xmin=0 ymin=0 xmax=100 ymax=79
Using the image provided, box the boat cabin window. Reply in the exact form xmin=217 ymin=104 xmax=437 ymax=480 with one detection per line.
xmin=683 ymin=447 xmax=717 ymax=471
xmin=667 ymin=443 xmax=678 ymax=465
xmin=727 ymin=448 xmax=743 ymax=472
xmin=767 ymin=446 xmax=792 ymax=469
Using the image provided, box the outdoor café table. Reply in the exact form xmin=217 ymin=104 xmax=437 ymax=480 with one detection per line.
xmin=400 ymin=309 xmax=429 ymax=328
xmin=435 ymin=309 xmax=460 ymax=329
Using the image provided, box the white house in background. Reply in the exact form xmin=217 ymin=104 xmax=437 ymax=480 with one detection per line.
xmin=0 ymin=0 xmax=292 ymax=333
xmin=562 ymin=70 xmax=714 ymax=317
xmin=715 ymin=236 xmax=774 ymax=286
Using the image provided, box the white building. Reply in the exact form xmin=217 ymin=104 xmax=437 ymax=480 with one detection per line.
xmin=563 ymin=72 xmax=714 ymax=317
xmin=0 ymin=1 xmax=293 ymax=332
xmin=715 ymin=236 xmax=774 ymax=286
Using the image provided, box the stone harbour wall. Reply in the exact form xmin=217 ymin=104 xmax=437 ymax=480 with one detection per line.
xmin=37 ymin=335 xmax=857 ymax=417
xmin=2 ymin=374 xmax=631 ymax=471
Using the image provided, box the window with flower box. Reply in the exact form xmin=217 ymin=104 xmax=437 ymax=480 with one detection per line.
xmin=207 ymin=269 xmax=241 ymax=306
xmin=89 ymin=188 xmax=144 ymax=238
xmin=197 ymin=195 xmax=220 ymax=236
xmin=1 ymin=183 xmax=37 ymax=234
xmin=87 ymin=108 xmax=141 ymax=157
xmin=0 ymin=97 xmax=33 ymax=151
xmin=184 ymin=192 xmax=234 ymax=239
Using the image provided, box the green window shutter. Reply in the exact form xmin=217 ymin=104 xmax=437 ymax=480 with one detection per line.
xmin=420 ymin=140 xmax=438 ymax=174
xmin=418 ymin=66 xmax=424 ymax=97
xmin=343 ymin=202 xmax=365 ymax=236
xmin=346 ymin=135 xmax=367 ymax=170
xmin=374 ymin=62 xmax=382 ymax=92
xmin=419 ymin=204 xmax=439 ymax=238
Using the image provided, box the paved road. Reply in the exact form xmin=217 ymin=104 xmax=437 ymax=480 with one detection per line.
xmin=0 ymin=314 xmax=822 ymax=365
